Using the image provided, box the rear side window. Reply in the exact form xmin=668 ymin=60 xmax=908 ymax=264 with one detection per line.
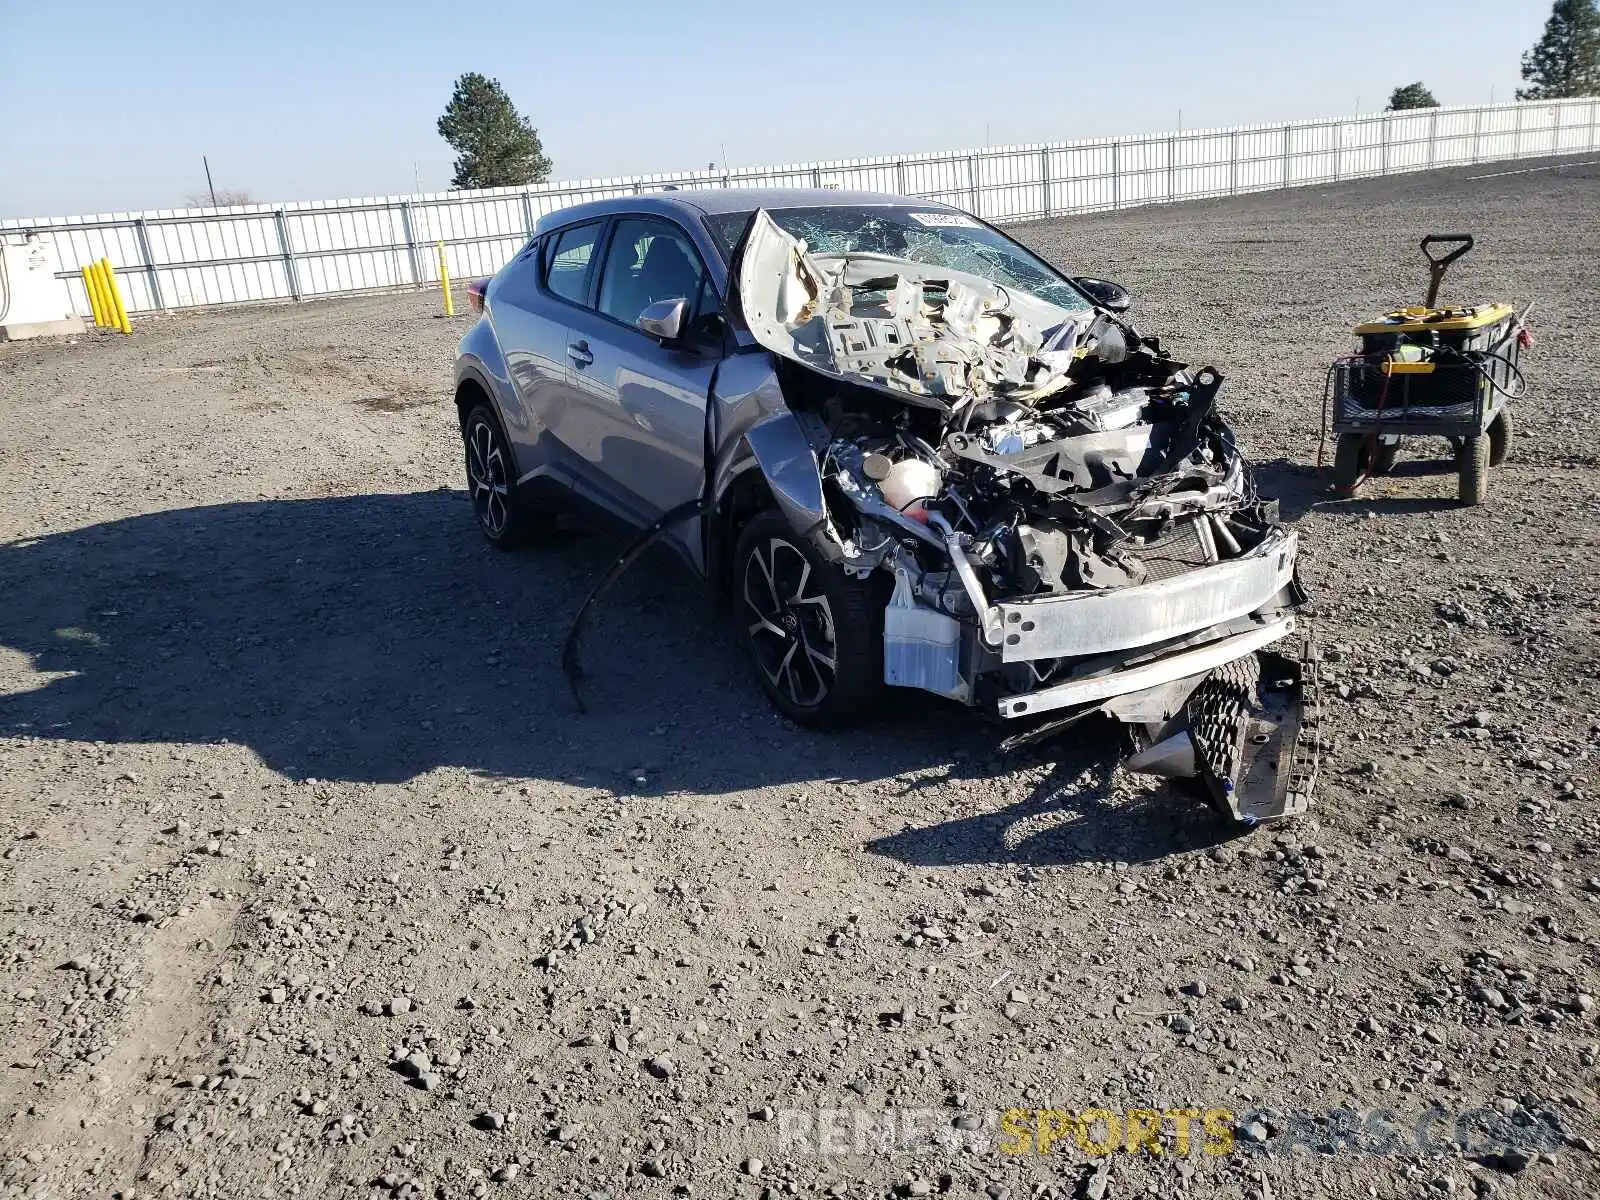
xmin=543 ymin=222 xmax=601 ymax=305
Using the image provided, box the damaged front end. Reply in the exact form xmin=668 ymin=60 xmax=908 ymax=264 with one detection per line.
xmin=735 ymin=209 xmax=1317 ymax=823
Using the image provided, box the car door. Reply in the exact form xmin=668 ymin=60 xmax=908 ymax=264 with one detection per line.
xmin=560 ymin=215 xmax=722 ymax=529
xmin=487 ymin=219 xmax=605 ymax=502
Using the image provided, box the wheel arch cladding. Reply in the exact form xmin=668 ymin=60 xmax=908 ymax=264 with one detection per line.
xmin=455 ymin=375 xmax=492 ymax=426
xmin=456 ymin=381 xmax=523 ymax=485
xmin=710 ymin=465 xmax=774 ymax=590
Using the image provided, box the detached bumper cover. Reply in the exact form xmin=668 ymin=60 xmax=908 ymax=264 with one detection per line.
xmin=1186 ymin=640 xmax=1320 ymax=824
xmin=994 ymin=530 xmax=1299 ymax=661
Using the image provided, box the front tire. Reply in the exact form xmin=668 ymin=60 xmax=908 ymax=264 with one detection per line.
xmin=1457 ymin=434 xmax=1490 ymax=505
xmin=733 ymin=510 xmax=883 ymax=728
xmin=462 ymin=403 xmax=549 ymax=549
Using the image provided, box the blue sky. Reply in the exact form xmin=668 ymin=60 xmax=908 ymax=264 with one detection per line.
xmin=0 ymin=0 xmax=1554 ymax=217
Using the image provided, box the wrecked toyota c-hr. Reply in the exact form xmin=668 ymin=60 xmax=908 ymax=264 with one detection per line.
xmin=454 ymin=188 xmax=1317 ymax=824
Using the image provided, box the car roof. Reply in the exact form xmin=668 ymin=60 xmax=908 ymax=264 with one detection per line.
xmin=533 ymin=187 xmax=957 ymax=234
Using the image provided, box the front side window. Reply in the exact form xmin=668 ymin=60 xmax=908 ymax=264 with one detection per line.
xmin=597 ymin=217 xmax=708 ymax=329
xmin=543 ymin=222 xmax=602 ymax=305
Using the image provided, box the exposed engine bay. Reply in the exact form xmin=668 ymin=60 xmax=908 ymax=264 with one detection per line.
xmin=737 ymin=210 xmax=1317 ymax=823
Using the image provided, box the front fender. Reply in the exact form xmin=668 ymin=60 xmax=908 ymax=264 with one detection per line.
xmin=707 ymin=353 xmax=842 ymax=567
xmin=738 ymin=412 xmax=830 ymax=537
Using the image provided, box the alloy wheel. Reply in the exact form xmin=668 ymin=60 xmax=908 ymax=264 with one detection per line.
xmin=742 ymin=535 xmax=837 ymax=708
xmin=466 ymin=418 xmax=510 ymax=536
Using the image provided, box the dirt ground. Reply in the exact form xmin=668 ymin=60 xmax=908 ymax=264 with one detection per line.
xmin=1 ymin=156 xmax=1597 ymax=1200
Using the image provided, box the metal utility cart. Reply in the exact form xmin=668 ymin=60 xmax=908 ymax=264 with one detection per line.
xmin=1325 ymin=234 xmax=1529 ymax=504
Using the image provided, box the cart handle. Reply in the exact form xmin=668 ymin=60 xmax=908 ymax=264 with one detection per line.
xmin=1421 ymin=234 xmax=1473 ymax=307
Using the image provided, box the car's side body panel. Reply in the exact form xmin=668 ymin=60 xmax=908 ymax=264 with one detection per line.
xmin=477 ymin=240 xmax=589 ymax=499
xmin=547 ymin=212 xmax=724 ymax=540
xmin=455 ymin=319 xmax=514 ymax=423
xmin=564 ymin=300 xmax=719 ymax=533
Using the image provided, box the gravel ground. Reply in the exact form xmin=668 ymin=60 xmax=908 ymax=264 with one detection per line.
xmin=1 ymin=155 xmax=1597 ymax=1200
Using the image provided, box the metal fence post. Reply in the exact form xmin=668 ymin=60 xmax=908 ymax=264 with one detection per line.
xmin=811 ymin=166 xmax=822 ymax=188
xmin=132 ymin=217 xmax=164 ymax=311
xmin=1229 ymin=130 xmax=1239 ymax=194
xmin=1039 ymin=148 xmax=1052 ymax=217
xmin=273 ymin=210 xmax=301 ymax=301
xmin=967 ymin=154 xmax=980 ymax=216
xmin=1513 ymin=103 xmax=1524 ymax=159
xmin=1281 ymin=124 xmax=1292 ymax=188
xmin=896 ymin=160 xmax=907 ymax=196
xmin=1166 ymin=135 xmax=1176 ymax=201
xmin=1111 ymin=141 xmax=1120 ymax=209
xmin=1471 ymin=107 xmax=1483 ymax=164
xmin=1331 ymin=122 xmax=1341 ymax=182
xmin=398 ymin=200 xmax=423 ymax=285
xmin=1426 ymin=110 xmax=1438 ymax=168
xmin=521 ymin=191 xmax=536 ymax=236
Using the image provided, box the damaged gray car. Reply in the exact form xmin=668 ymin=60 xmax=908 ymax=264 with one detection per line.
xmin=454 ymin=189 xmax=1317 ymax=824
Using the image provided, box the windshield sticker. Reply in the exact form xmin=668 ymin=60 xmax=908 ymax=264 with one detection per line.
xmin=907 ymin=211 xmax=980 ymax=229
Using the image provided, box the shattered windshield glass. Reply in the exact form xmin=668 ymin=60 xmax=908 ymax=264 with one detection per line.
xmin=706 ymin=206 xmax=1092 ymax=312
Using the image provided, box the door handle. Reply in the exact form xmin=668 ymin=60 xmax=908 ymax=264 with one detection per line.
xmin=567 ymin=341 xmax=593 ymax=368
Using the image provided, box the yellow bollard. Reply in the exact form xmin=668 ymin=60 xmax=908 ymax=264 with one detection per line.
xmin=100 ymin=256 xmax=132 ymax=335
xmin=82 ymin=264 xmax=108 ymax=327
xmin=90 ymin=261 xmax=115 ymax=330
xmin=437 ymin=240 xmax=454 ymax=317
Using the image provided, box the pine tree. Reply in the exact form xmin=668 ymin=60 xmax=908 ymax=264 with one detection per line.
xmin=1387 ymin=83 xmax=1440 ymax=110
xmin=1517 ymin=0 xmax=1600 ymax=100
xmin=436 ymin=73 xmax=552 ymax=190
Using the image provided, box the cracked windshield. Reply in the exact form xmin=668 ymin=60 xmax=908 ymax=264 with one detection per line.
xmin=711 ymin=205 xmax=1094 ymax=311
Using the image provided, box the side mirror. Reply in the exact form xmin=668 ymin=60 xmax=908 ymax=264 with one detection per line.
xmin=1072 ymin=277 xmax=1132 ymax=313
xmin=638 ymin=297 xmax=687 ymax=340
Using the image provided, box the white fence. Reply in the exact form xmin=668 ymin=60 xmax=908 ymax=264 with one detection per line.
xmin=6 ymin=99 xmax=1597 ymax=317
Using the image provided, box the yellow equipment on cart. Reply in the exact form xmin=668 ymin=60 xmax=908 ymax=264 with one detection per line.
xmin=1324 ymin=234 xmax=1530 ymax=505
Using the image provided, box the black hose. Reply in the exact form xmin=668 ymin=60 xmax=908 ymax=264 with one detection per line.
xmin=1465 ymin=349 xmax=1526 ymax=400
xmin=561 ymin=498 xmax=706 ymax=713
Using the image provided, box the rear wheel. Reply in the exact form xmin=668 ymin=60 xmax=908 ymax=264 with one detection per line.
xmin=1488 ymin=408 xmax=1514 ymax=467
xmin=462 ymin=403 xmax=550 ymax=549
xmin=1371 ymin=439 xmax=1400 ymax=476
xmin=733 ymin=510 xmax=883 ymax=727
xmin=1457 ymin=434 xmax=1490 ymax=505
xmin=1331 ymin=434 xmax=1371 ymax=494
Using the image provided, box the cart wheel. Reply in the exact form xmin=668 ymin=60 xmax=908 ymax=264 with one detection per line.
xmin=1331 ymin=434 xmax=1370 ymax=494
xmin=1372 ymin=440 xmax=1400 ymax=476
xmin=1488 ymin=409 xmax=1514 ymax=467
xmin=1457 ymin=435 xmax=1490 ymax=505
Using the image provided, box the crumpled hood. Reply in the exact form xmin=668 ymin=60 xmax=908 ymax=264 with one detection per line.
xmin=736 ymin=208 xmax=1098 ymax=413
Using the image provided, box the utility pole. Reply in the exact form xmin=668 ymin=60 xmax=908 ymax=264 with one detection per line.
xmin=203 ymin=155 xmax=217 ymax=205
